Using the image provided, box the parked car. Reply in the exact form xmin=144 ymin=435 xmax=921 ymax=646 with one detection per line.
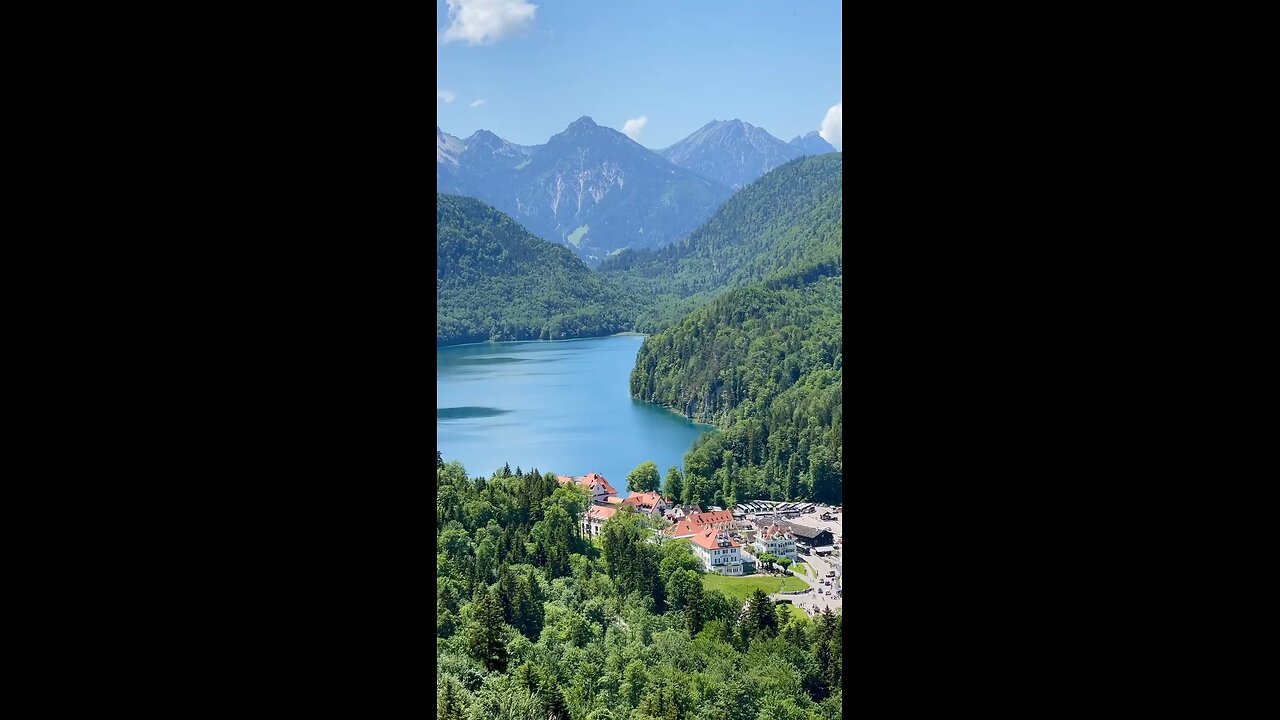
xmin=827 ymin=570 xmax=836 ymax=577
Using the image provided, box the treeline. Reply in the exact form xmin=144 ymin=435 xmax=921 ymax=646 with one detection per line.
xmin=437 ymin=194 xmax=633 ymax=346
xmin=436 ymin=454 xmax=842 ymax=720
xmin=632 ymin=264 xmax=843 ymax=507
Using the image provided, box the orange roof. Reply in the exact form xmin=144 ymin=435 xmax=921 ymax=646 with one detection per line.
xmin=690 ymin=528 xmax=739 ymax=550
xmin=626 ymin=491 xmax=665 ymax=507
xmin=581 ymin=472 xmax=618 ymax=494
xmin=557 ymin=475 xmax=575 ymax=486
xmin=587 ymin=505 xmax=618 ymax=521
xmin=669 ymin=519 xmax=701 ymax=538
xmin=604 ymin=496 xmax=624 ymax=505
xmin=689 ymin=510 xmax=733 ymax=525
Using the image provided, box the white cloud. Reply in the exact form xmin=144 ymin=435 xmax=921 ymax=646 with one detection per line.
xmin=819 ymin=102 xmax=842 ymax=151
xmin=622 ymin=116 xmax=649 ymax=141
xmin=437 ymin=89 xmax=456 ymax=103
xmin=470 ymin=99 xmax=486 ymax=107
xmin=442 ymin=0 xmax=538 ymax=45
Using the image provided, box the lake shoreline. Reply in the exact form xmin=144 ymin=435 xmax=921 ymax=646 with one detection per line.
xmin=436 ymin=332 xmax=648 ymax=350
xmin=438 ymin=336 xmax=708 ymax=493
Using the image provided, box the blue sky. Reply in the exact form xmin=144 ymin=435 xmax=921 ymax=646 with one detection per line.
xmin=436 ymin=0 xmax=842 ymax=150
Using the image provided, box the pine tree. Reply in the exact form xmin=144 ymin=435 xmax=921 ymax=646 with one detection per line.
xmin=464 ymin=588 xmax=509 ymax=672
xmin=436 ymin=675 xmax=466 ymax=720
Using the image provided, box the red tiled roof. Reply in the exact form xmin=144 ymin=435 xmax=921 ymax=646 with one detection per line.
xmin=587 ymin=505 xmax=618 ymax=521
xmin=626 ymin=491 xmax=665 ymax=506
xmin=690 ymin=528 xmax=739 ymax=550
xmin=581 ymin=472 xmax=618 ymax=494
xmin=669 ymin=520 xmax=701 ymax=538
xmin=689 ymin=510 xmax=733 ymax=526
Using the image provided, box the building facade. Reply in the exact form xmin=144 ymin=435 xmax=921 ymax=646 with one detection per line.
xmin=689 ymin=528 xmax=744 ymax=575
xmin=582 ymin=504 xmax=618 ymax=538
xmin=753 ymin=523 xmax=797 ymax=561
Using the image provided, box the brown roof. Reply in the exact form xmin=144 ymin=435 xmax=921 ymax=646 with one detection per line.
xmin=604 ymin=496 xmax=624 ymax=505
xmin=690 ymin=528 xmax=739 ymax=550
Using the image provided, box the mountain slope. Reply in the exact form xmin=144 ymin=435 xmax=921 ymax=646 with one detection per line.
xmin=601 ymin=153 xmax=842 ymax=331
xmin=436 ymin=117 xmax=732 ymax=264
xmin=436 ymin=194 xmax=630 ymax=346
xmin=789 ymin=131 xmax=837 ymax=156
xmin=629 ymin=261 xmax=842 ymax=507
xmin=660 ymin=119 xmax=804 ymax=189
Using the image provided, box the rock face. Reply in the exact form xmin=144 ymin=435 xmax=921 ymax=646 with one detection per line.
xmin=788 ymin=131 xmax=838 ymax=157
xmin=436 ymin=117 xmax=731 ymax=265
xmin=659 ymin=119 xmax=805 ymax=190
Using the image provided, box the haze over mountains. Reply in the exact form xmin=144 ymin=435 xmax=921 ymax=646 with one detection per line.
xmin=436 ymin=116 xmax=836 ymax=264
xmin=659 ymin=119 xmax=834 ymax=190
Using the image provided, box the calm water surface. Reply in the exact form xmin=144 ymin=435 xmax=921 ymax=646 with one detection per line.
xmin=437 ymin=335 xmax=713 ymax=495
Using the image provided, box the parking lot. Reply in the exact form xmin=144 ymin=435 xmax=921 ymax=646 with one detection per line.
xmin=764 ymin=502 xmax=843 ymax=616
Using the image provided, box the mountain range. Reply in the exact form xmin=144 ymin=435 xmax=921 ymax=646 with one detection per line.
xmin=658 ymin=119 xmax=835 ymax=190
xmin=436 ymin=117 xmax=835 ymax=263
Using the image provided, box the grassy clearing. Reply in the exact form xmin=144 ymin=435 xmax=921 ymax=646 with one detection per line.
xmin=702 ymin=574 xmax=809 ymax=602
xmin=777 ymin=602 xmax=808 ymax=621
xmin=567 ymin=225 xmax=589 ymax=246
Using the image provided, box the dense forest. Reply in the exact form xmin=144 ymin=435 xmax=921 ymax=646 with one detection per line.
xmin=600 ymin=154 xmax=842 ymax=332
xmin=437 ymin=453 xmax=843 ymax=720
xmin=437 ymin=194 xmax=632 ymax=346
xmin=633 ymin=264 xmax=842 ymax=507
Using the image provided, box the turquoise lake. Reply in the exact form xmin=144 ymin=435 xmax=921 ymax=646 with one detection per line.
xmin=436 ymin=335 xmax=714 ymax=495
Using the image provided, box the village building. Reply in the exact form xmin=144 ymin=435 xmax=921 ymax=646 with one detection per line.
xmin=581 ymin=504 xmax=618 ymax=538
xmin=621 ymin=490 xmax=668 ymax=515
xmin=687 ymin=510 xmax=734 ymax=529
xmin=777 ymin=521 xmax=835 ymax=553
xmin=689 ymin=527 xmax=745 ymax=575
xmin=753 ymin=523 xmax=798 ymax=561
xmin=664 ymin=504 xmax=703 ymax=522
xmin=666 ymin=519 xmax=702 ymax=539
xmin=557 ymin=472 xmax=619 ymax=503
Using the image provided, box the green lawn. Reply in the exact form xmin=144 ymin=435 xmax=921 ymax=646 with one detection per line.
xmin=777 ymin=602 xmax=808 ymax=621
xmin=795 ymin=563 xmax=810 ymax=577
xmin=702 ymin=573 xmax=809 ymax=602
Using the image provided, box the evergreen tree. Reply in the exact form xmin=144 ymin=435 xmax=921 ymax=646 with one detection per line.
xmin=437 ymin=675 xmax=466 ymax=720
xmin=663 ymin=466 xmax=684 ymax=502
xmin=464 ymin=588 xmax=509 ymax=672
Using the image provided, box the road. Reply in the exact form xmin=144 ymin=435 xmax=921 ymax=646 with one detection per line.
xmin=770 ymin=503 xmax=843 ymax=616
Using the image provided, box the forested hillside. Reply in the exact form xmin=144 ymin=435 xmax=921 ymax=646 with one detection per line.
xmin=601 ymin=154 xmax=842 ymax=332
xmin=437 ymin=454 xmax=843 ymax=720
xmin=630 ymin=264 xmax=842 ymax=507
xmin=437 ymin=194 xmax=631 ymax=346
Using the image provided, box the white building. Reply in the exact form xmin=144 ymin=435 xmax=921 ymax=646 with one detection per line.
xmin=753 ymin=523 xmax=797 ymax=562
xmin=690 ymin=527 xmax=744 ymax=575
xmin=558 ymin=472 xmax=619 ymax=503
xmin=582 ymin=504 xmax=618 ymax=538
